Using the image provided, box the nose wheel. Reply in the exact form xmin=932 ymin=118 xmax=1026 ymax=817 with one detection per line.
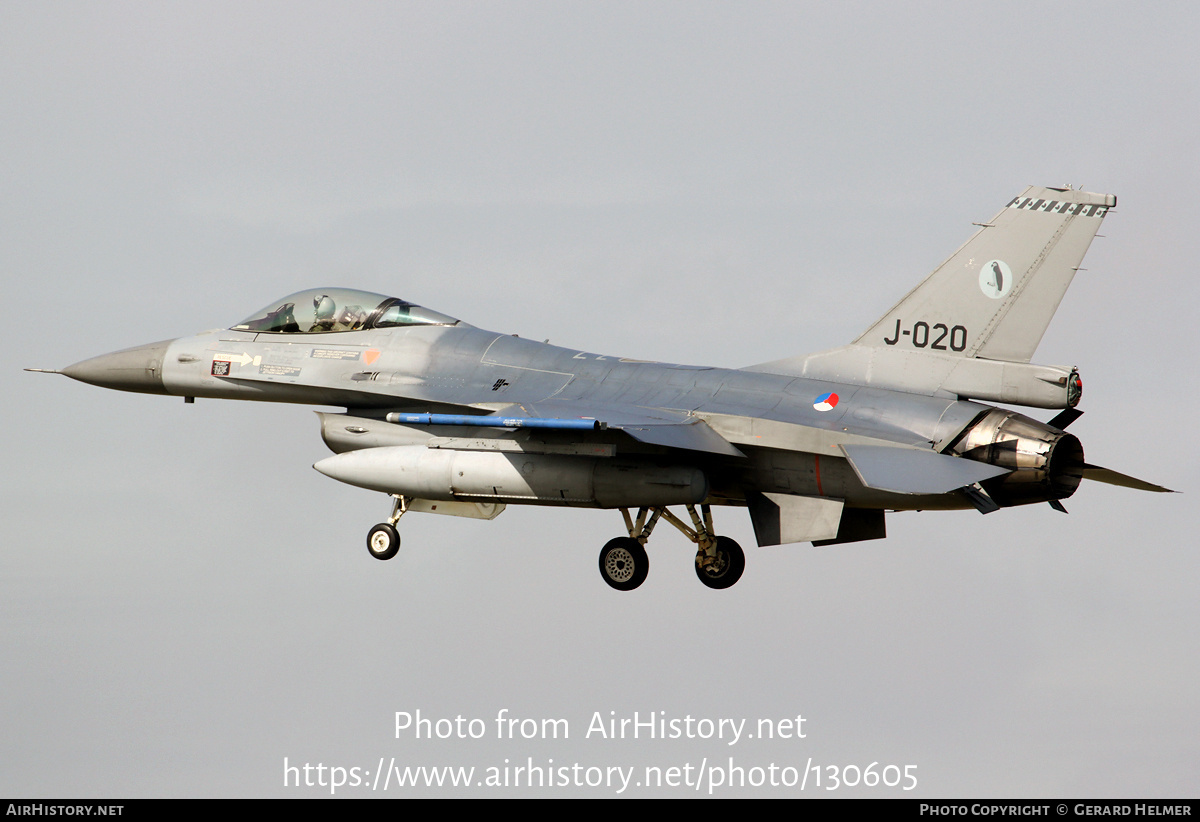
xmin=367 ymin=523 xmax=400 ymax=560
xmin=366 ymin=495 xmax=408 ymax=561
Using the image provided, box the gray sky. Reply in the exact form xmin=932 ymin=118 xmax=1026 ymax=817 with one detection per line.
xmin=3 ymin=1 xmax=1195 ymax=797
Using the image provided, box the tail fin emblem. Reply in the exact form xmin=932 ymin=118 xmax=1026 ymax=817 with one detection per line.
xmin=979 ymin=259 xmax=1013 ymax=299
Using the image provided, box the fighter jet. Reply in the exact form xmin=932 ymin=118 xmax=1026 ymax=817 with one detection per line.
xmin=34 ymin=185 xmax=1171 ymax=591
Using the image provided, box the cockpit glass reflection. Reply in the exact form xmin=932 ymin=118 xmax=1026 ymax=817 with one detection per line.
xmin=232 ymin=288 xmax=458 ymax=334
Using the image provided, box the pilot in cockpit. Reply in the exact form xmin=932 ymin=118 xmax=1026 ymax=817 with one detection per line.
xmin=233 ymin=288 xmax=459 ymax=334
xmin=309 ymin=295 xmax=369 ymax=332
xmin=309 ymin=294 xmax=338 ymax=332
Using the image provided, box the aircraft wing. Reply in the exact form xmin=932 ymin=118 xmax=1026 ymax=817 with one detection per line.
xmin=421 ymin=400 xmax=748 ymax=458
xmin=522 ymin=400 xmax=745 ymax=457
xmin=619 ymin=420 xmax=746 ymax=457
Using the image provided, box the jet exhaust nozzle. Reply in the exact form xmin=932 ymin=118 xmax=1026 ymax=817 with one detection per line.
xmin=953 ymin=408 xmax=1084 ymax=506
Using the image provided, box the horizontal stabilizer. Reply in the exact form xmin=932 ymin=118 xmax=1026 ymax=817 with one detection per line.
xmin=1082 ymin=465 xmax=1174 ymax=493
xmin=841 ymin=444 xmax=1009 ymax=494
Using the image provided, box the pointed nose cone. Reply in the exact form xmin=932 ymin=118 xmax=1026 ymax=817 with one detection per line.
xmin=62 ymin=339 xmax=173 ymax=395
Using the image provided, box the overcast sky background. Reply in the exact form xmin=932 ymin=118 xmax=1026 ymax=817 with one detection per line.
xmin=3 ymin=2 xmax=1196 ymax=797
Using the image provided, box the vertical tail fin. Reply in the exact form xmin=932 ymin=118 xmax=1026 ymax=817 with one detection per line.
xmin=855 ymin=186 xmax=1115 ymax=363
xmin=747 ymin=186 xmax=1116 ymax=408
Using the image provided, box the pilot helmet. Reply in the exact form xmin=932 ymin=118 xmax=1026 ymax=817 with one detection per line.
xmin=313 ymin=294 xmax=336 ymax=320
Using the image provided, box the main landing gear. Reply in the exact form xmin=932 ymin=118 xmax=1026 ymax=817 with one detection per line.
xmin=364 ymin=495 xmax=745 ymax=591
xmin=599 ymin=504 xmax=745 ymax=592
xmin=598 ymin=537 xmax=649 ymax=591
xmin=366 ymin=495 xmax=408 ymax=561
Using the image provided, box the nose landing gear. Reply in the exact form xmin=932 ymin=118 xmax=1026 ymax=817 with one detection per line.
xmin=366 ymin=495 xmax=408 ymax=561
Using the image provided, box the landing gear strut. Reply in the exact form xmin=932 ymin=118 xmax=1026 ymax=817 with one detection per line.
xmin=366 ymin=495 xmax=409 ymax=561
xmin=598 ymin=504 xmax=745 ymax=590
xmin=696 ymin=536 xmax=745 ymax=590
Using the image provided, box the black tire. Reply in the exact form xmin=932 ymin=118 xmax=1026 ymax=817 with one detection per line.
xmin=598 ymin=537 xmax=649 ymax=591
xmin=367 ymin=523 xmax=400 ymax=561
xmin=695 ymin=536 xmax=745 ymax=589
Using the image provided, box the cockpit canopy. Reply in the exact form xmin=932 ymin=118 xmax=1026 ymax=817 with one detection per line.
xmin=232 ymin=288 xmax=459 ymax=334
